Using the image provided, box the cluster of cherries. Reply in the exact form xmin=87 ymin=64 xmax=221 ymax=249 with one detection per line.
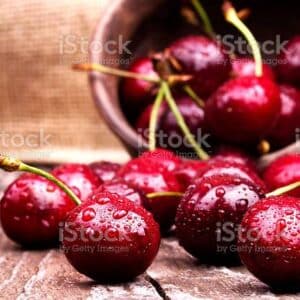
xmin=0 ymin=148 xmax=300 ymax=289
xmin=0 ymin=0 xmax=299 ymax=293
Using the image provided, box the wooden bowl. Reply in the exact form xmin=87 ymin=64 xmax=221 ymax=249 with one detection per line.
xmin=89 ymin=0 xmax=300 ymax=165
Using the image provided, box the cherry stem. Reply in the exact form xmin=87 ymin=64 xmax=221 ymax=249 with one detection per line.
xmin=183 ymin=85 xmax=205 ymax=108
xmin=266 ymin=181 xmax=300 ymax=198
xmin=257 ymin=139 xmax=271 ymax=155
xmin=191 ymin=0 xmax=215 ymax=38
xmin=73 ymin=63 xmax=161 ymax=83
xmin=149 ymin=85 xmax=165 ymax=151
xmin=0 ymin=155 xmax=82 ymax=206
xmin=223 ymin=1 xmax=263 ymax=77
xmin=161 ymin=81 xmax=210 ymax=160
xmin=146 ymin=191 xmax=183 ymax=199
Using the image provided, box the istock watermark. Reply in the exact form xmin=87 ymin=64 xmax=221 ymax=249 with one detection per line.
xmin=0 ymin=129 xmax=52 ymax=148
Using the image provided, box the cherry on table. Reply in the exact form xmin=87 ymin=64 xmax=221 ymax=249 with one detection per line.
xmin=0 ymin=174 xmax=76 ymax=247
xmin=238 ymin=195 xmax=300 ymax=290
xmin=62 ymin=192 xmax=160 ymax=282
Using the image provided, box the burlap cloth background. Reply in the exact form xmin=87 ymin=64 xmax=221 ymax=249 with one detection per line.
xmin=0 ymin=0 xmax=130 ymax=164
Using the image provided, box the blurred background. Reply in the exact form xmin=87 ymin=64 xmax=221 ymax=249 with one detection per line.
xmin=0 ymin=0 xmax=130 ymax=164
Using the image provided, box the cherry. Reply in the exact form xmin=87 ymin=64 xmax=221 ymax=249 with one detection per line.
xmin=238 ymin=196 xmax=300 ymax=290
xmin=89 ymin=161 xmax=121 ymax=183
xmin=118 ymin=152 xmax=183 ymax=230
xmin=267 ymin=84 xmax=300 ymax=148
xmin=0 ymin=174 xmax=75 ymax=247
xmin=121 ymin=57 xmax=158 ymax=108
xmin=174 ymin=159 xmax=208 ymax=189
xmin=52 ymin=164 xmax=101 ymax=202
xmin=263 ymin=153 xmax=300 ymax=197
xmin=205 ymin=76 xmax=281 ymax=144
xmin=232 ymin=57 xmax=275 ymax=80
xmin=175 ymin=174 xmax=265 ymax=263
xmin=276 ymin=35 xmax=300 ymax=87
xmin=167 ymin=35 xmax=231 ymax=98
xmin=62 ymin=192 xmax=160 ymax=282
xmin=95 ymin=178 xmax=147 ymax=207
xmin=212 ymin=146 xmax=257 ymax=172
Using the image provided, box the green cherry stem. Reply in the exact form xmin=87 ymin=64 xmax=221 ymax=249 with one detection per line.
xmin=161 ymin=81 xmax=210 ymax=160
xmin=149 ymin=85 xmax=166 ymax=151
xmin=191 ymin=0 xmax=215 ymax=38
xmin=0 ymin=155 xmax=81 ymax=206
xmin=266 ymin=181 xmax=300 ymax=198
xmin=183 ymin=85 xmax=205 ymax=108
xmin=147 ymin=191 xmax=184 ymax=199
xmin=73 ymin=63 xmax=161 ymax=83
xmin=223 ymin=1 xmax=263 ymax=77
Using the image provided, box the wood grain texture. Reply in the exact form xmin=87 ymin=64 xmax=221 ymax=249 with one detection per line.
xmin=0 ymin=171 xmax=299 ymax=299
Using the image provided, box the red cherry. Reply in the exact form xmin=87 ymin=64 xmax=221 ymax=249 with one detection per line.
xmin=52 ymin=164 xmax=101 ymax=202
xmin=212 ymin=146 xmax=257 ymax=172
xmin=196 ymin=160 xmax=266 ymax=193
xmin=263 ymin=154 xmax=300 ymax=197
xmin=175 ymin=174 xmax=264 ymax=263
xmin=174 ymin=159 xmax=208 ymax=189
xmin=267 ymin=85 xmax=300 ymax=148
xmin=276 ymin=36 xmax=300 ymax=86
xmin=62 ymin=192 xmax=160 ymax=282
xmin=121 ymin=57 xmax=158 ymax=107
xmin=0 ymin=174 xmax=75 ymax=247
xmin=95 ymin=178 xmax=147 ymax=207
xmin=238 ymin=196 xmax=300 ymax=289
xmin=232 ymin=57 xmax=275 ymax=80
xmin=168 ymin=35 xmax=231 ymax=98
xmin=89 ymin=161 xmax=121 ymax=183
xmin=205 ymin=76 xmax=281 ymax=144
xmin=118 ymin=151 xmax=183 ymax=230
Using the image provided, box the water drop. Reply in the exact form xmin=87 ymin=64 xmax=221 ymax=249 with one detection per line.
xmin=215 ymin=187 xmax=225 ymax=197
xmin=82 ymin=208 xmax=96 ymax=221
xmin=113 ymin=210 xmax=128 ymax=219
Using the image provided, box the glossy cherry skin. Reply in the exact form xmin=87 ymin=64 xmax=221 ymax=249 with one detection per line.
xmin=267 ymin=85 xmax=300 ymax=148
xmin=263 ymin=154 xmax=300 ymax=197
xmin=168 ymin=35 xmax=232 ymax=98
xmin=232 ymin=57 xmax=275 ymax=80
xmin=175 ymin=174 xmax=265 ymax=263
xmin=205 ymin=76 xmax=281 ymax=144
xmin=174 ymin=159 xmax=208 ymax=189
xmin=118 ymin=152 xmax=183 ymax=231
xmin=52 ymin=164 xmax=101 ymax=202
xmin=121 ymin=57 xmax=158 ymax=107
xmin=276 ymin=36 xmax=300 ymax=86
xmin=95 ymin=178 xmax=147 ymax=207
xmin=0 ymin=174 xmax=75 ymax=247
xmin=196 ymin=160 xmax=267 ymax=193
xmin=238 ymin=196 xmax=300 ymax=290
xmin=212 ymin=146 xmax=257 ymax=172
xmin=62 ymin=192 xmax=160 ymax=282
xmin=89 ymin=161 xmax=121 ymax=183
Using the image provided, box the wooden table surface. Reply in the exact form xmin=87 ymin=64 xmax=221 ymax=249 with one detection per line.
xmin=0 ymin=170 xmax=299 ymax=300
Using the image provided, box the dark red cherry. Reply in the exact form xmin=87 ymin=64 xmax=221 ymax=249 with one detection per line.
xmin=205 ymin=76 xmax=281 ymax=144
xmin=62 ymin=192 xmax=160 ymax=282
xmin=121 ymin=57 xmax=158 ymax=107
xmin=95 ymin=178 xmax=147 ymax=207
xmin=175 ymin=174 xmax=264 ymax=263
xmin=174 ymin=159 xmax=208 ymax=189
xmin=212 ymin=146 xmax=257 ymax=172
xmin=52 ymin=164 xmax=101 ymax=202
xmin=232 ymin=57 xmax=275 ymax=80
xmin=238 ymin=196 xmax=300 ymax=290
xmin=89 ymin=161 xmax=121 ymax=183
xmin=118 ymin=152 xmax=183 ymax=230
xmin=168 ymin=35 xmax=232 ymax=98
xmin=267 ymin=85 xmax=300 ymax=148
xmin=276 ymin=36 xmax=300 ymax=86
xmin=197 ymin=160 xmax=266 ymax=193
xmin=0 ymin=174 xmax=75 ymax=247
xmin=263 ymin=153 xmax=300 ymax=197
